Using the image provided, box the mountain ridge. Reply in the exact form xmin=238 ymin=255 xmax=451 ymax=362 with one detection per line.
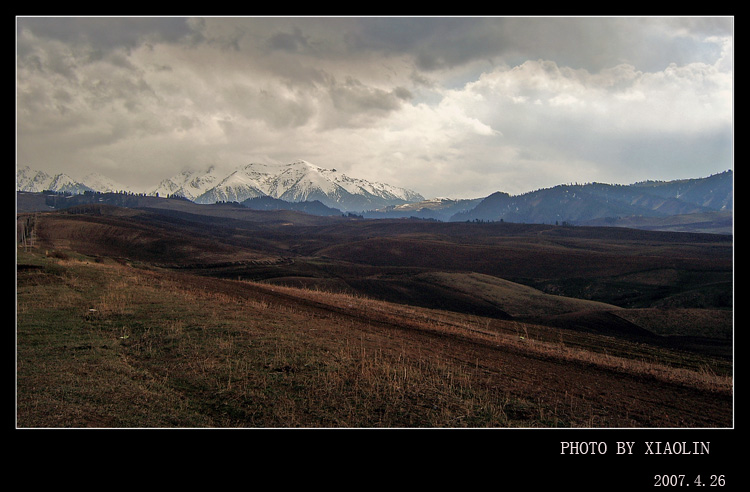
xmin=16 ymin=160 xmax=424 ymax=212
xmin=16 ymin=163 xmax=732 ymax=233
xmin=449 ymin=170 xmax=732 ymax=226
xmin=147 ymin=160 xmax=425 ymax=211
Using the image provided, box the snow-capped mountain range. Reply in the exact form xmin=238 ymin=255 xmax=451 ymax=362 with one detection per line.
xmin=16 ymin=167 xmax=128 ymax=195
xmin=188 ymin=161 xmax=423 ymax=211
xmin=17 ymin=161 xmax=425 ymax=212
xmin=17 ymin=163 xmax=732 ymax=233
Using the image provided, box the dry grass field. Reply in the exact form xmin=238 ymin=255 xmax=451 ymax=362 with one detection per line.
xmin=16 ymin=202 xmax=733 ymax=428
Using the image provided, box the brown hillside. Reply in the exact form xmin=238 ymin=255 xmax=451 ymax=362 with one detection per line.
xmin=17 ymin=206 xmax=733 ymax=428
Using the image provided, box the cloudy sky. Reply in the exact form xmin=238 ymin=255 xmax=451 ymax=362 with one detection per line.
xmin=16 ymin=16 xmax=733 ymax=199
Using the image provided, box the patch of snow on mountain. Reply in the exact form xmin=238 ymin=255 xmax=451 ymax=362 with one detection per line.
xmin=81 ymin=173 xmax=128 ymax=193
xmin=150 ymin=166 xmax=223 ymax=201
xmin=16 ymin=166 xmax=91 ymax=194
xmin=194 ymin=166 xmax=267 ymax=204
xmin=17 ymin=166 xmax=51 ymax=192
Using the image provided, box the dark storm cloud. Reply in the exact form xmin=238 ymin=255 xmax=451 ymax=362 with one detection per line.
xmin=266 ymin=27 xmax=312 ymax=53
xmin=340 ymin=17 xmax=506 ymax=71
xmin=329 ymin=80 xmax=407 ymax=113
xmin=17 ymin=17 xmax=193 ymax=51
xmin=343 ymin=16 xmax=733 ymax=73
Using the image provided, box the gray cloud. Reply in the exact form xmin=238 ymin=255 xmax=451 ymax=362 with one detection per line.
xmin=17 ymin=17 xmax=194 ymax=51
xmin=266 ymin=26 xmax=313 ymax=53
xmin=323 ymin=76 xmax=413 ymax=127
xmin=16 ymin=16 xmax=733 ymax=198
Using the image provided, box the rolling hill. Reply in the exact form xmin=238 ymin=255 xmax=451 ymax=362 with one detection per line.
xmin=16 ymin=199 xmax=733 ymax=429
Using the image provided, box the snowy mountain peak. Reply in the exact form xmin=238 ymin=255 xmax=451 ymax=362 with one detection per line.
xmin=190 ymin=161 xmax=424 ymax=211
xmin=16 ymin=166 xmax=49 ymax=192
xmin=81 ymin=173 xmax=128 ymax=193
xmin=16 ymin=166 xmax=92 ymax=194
xmin=18 ymin=161 xmax=425 ymax=212
xmin=150 ymin=166 xmax=223 ymax=201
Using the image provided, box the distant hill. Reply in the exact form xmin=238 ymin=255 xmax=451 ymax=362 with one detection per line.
xmin=241 ymin=196 xmax=342 ymax=216
xmin=580 ymin=210 xmax=733 ymax=235
xmin=364 ymin=197 xmax=483 ymax=221
xmin=449 ymin=170 xmax=732 ymax=233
